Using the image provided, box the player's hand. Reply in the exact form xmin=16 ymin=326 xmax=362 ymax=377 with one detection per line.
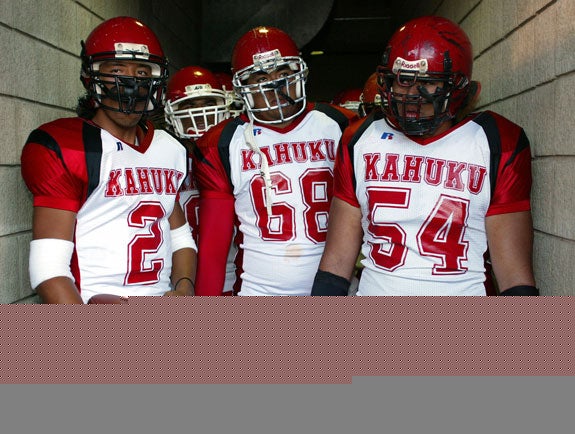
xmin=87 ymin=294 xmax=129 ymax=304
xmin=163 ymin=289 xmax=194 ymax=296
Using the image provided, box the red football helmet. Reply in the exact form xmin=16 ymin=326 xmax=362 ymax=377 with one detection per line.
xmin=231 ymin=26 xmax=308 ymax=124
xmin=331 ymin=88 xmax=362 ymax=114
xmin=213 ymin=71 xmax=245 ymax=118
xmin=378 ymin=16 xmax=473 ymax=135
xmin=164 ymin=66 xmax=231 ymax=139
xmin=359 ymin=72 xmax=382 ymax=117
xmin=80 ymin=16 xmax=169 ymax=114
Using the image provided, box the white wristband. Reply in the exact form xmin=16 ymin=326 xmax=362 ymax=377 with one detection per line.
xmin=170 ymin=224 xmax=197 ymax=252
xmin=29 ymin=238 xmax=75 ymax=289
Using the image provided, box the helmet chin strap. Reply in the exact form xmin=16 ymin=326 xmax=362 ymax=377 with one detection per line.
xmin=243 ymin=122 xmax=274 ymax=216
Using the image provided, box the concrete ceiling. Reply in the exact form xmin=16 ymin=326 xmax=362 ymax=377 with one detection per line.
xmin=201 ymin=0 xmax=429 ymax=63
xmin=201 ymin=0 xmax=335 ymax=64
xmin=300 ymin=0 xmax=396 ymax=56
xmin=200 ymin=0 xmax=437 ymax=100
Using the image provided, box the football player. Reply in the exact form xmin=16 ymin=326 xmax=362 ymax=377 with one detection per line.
xmin=164 ymin=66 xmax=238 ymax=295
xmin=21 ymin=17 xmax=197 ymax=303
xmin=358 ymin=72 xmax=383 ymax=117
xmin=331 ymin=88 xmax=363 ymax=115
xmin=192 ymin=26 xmax=358 ymax=295
xmin=312 ymin=16 xmax=538 ymax=296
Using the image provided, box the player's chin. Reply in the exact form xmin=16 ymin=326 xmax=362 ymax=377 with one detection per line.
xmin=271 ymin=103 xmax=300 ymax=120
xmin=114 ymin=114 xmax=144 ymax=129
xmin=87 ymin=294 xmax=129 ymax=304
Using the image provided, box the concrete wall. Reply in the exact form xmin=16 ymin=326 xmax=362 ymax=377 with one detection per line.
xmin=0 ymin=0 xmax=200 ymax=303
xmin=412 ymin=0 xmax=575 ymax=295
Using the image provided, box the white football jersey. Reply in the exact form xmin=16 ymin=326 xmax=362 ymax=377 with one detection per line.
xmin=195 ymin=104 xmax=355 ymax=295
xmin=335 ymin=111 xmax=532 ymax=296
xmin=22 ymin=118 xmax=187 ymax=302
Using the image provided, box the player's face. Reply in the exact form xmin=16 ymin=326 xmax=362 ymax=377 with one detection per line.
xmin=178 ymin=97 xmax=221 ymax=134
xmin=91 ymin=60 xmax=153 ymax=137
xmin=391 ymin=79 xmax=443 ymax=118
xmin=246 ymin=65 xmax=302 ymax=123
xmin=98 ymin=60 xmax=153 ymax=117
xmin=391 ymin=78 xmax=451 ymax=136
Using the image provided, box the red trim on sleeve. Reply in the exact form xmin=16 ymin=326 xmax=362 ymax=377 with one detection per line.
xmin=33 ymin=196 xmax=82 ymax=212
xmin=193 ymin=125 xmax=235 ymax=196
xmin=333 ymin=119 xmax=363 ymax=208
xmin=21 ymin=122 xmax=88 ymax=213
xmin=486 ymin=199 xmax=531 ymax=217
xmin=486 ymin=112 xmax=532 ymax=216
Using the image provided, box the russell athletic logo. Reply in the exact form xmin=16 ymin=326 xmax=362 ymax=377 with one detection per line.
xmin=381 ymin=132 xmax=394 ymax=140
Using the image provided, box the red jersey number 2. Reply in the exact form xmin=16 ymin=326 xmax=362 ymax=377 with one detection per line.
xmin=124 ymin=201 xmax=166 ymax=285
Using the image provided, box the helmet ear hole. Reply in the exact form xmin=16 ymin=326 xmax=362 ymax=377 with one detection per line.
xmin=452 ymin=73 xmax=469 ymax=89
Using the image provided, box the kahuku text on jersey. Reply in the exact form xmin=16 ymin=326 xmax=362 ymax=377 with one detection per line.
xmin=241 ymin=139 xmax=337 ymax=171
xmin=363 ymin=153 xmax=488 ymax=194
xmin=104 ymin=167 xmax=185 ymax=197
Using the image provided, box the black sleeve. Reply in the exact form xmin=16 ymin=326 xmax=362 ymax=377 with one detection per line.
xmin=311 ymin=270 xmax=350 ymax=296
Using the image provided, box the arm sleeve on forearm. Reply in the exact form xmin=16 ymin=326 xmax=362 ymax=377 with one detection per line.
xmin=311 ymin=270 xmax=350 ymax=296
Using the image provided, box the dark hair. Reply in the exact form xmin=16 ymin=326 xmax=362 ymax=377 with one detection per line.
xmin=75 ymin=94 xmax=97 ymax=119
